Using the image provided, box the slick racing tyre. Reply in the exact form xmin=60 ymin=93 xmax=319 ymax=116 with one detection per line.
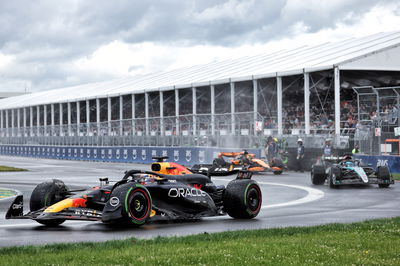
xmin=311 ymin=165 xmax=326 ymax=185
xmin=377 ymin=166 xmax=391 ymax=188
xmin=122 ymin=185 xmax=152 ymax=226
xmin=30 ymin=179 xmax=69 ymax=226
xmin=223 ymin=179 xmax=262 ymax=219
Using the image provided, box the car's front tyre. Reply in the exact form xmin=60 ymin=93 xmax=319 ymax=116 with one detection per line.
xmin=223 ymin=179 xmax=262 ymax=219
xmin=377 ymin=166 xmax=391 ymax=188
xmin=311 ymin=165 xmax=326 ymax=185
xmin=30 ymin=179 xmax=69 ymax=226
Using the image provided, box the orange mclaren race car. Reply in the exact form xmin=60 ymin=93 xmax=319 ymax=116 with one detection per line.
xmin=191 ymin=151 xmax=284 ymax=176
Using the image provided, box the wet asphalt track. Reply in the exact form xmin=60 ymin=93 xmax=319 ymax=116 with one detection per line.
xmin=0 ymin=156 xmax=399 ymax=247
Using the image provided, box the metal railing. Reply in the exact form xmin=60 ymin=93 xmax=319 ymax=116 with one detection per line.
xmin=0 ymin=112 xmax=266 ymax=148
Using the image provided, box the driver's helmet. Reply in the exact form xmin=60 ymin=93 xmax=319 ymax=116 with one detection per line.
xmin=345 ymin=161 xmax=354 ymax=167
xmin=138 ymin=173 xmax=158 ymax=182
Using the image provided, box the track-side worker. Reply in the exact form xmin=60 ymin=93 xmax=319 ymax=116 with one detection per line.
xmin=296 ymin=138 xmax=305 ymax=172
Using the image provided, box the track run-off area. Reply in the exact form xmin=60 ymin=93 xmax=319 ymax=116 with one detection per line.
xmin=0 ymin=156 xmax=399 ymax=247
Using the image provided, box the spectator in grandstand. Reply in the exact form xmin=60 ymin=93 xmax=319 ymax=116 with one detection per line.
xmin=295 ymin=138 xmax=305 ymax=172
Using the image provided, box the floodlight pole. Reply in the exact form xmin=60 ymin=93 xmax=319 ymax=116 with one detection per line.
xmin=230 ymin=81 xmax=235 ymax=135
xmin=23 ymin=108 xmax=27 ymax=132
xmin=86 ymin=100 xmax=90 ymax=135
xmin=0 ymin=111 xmax=3 ymax=136
xmin=11 ymin=109 xmax=15 ymax=137
xmin=76 ymin=101 xmax=80 ymax=134
xmin=51 ymin=104 xmax=55 ymax=129
xmin=37 ymin=106 xmax=40 ymax=136
xmin=253 ymin=79 xmax=258 ymax=135
xmin=192 ymin=86 xmax=197 ymax=136
xmin=107 ymin=97 xmax=111 ymax=136
xmin=160 ymin=91 xmax=164 ymax=136
xmin=175 ymin=88 xmax=179 ymax=136
xmin=43 ymin=105 xmax=47 ymax=139
xmin=119 ymin=96 xmax=123 ymax=136
xmin=5 ymin=110 xmax=8 ymax=137
xmin=17 ymin=108 xmax=20 ymax=136
xmin=30 ymin=106 xmax=34 ymax=137
xmin=304 ymin=72 xmax=310 ymax=135
xmin=277 ymin=76 xmax=283 ymax=135
xmin=334 ymin=67 xmax=341 ymax=135
xmin=96 ymin=98 xmax=100 ymax=137
xmin=145 ymin=92 xmax=149 ymax=136
xmin=59 ymin=103 xmax=62 ymax=136
xmin=131 ymin=94 xmax=136 ymax=136
xmin=211 ymin=84 xmax=215 ymax=136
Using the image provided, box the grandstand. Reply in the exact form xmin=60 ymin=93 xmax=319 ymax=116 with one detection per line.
xmin=0 ymin=31 xmax=400 ymax=161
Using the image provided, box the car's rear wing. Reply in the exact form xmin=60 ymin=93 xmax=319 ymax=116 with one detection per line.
xmin=322 ymin=156 xmax=343 ymax=163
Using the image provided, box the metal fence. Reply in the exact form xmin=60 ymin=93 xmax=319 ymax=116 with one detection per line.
xmin=1 ymin=110 xmax=398 ymax=153
xmin=0 ymin=112 xmax=267 ymax=148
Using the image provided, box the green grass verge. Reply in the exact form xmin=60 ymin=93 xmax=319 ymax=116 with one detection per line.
xmin=0 ymin=217 xmax=399 ymax=265
xmin=392 ymin=173 xmax=400 ymax=180
xmin=0 ymin=165 xmax=27 ymax=172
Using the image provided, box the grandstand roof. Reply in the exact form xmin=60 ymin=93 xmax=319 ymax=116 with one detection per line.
xmin=1 ymin=31 xmax=400 ymax=110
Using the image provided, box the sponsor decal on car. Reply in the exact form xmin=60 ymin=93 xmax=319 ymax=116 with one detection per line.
xmin=168 ymin=188 xmax=207 ymax=198
xmin=109 ymin=197 xmax=120 ymax=207
xmin=12 ymin=203 xmax=23 ymax=210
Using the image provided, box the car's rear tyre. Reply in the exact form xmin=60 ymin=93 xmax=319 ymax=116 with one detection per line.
xmin=30 ymin=179 xmax=69 ymax=226
xmin=223 ymin=179 xmax=262 ymax=219
xmin=122 ymin=185 xmax=152 ymax=226
xmin=377 ymin=166 xmax=391 ymax=188
xmin=273 ymin=170 xmax=283 ymax=175
xmin=311 ymin=165 xmax=326 ymax=185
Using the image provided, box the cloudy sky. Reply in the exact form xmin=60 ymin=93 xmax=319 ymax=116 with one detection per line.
xmin=0 ymin=0 xmax=399 ymax=92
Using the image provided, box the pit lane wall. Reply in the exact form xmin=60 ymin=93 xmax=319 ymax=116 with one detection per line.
xmin=354 ymin=154 xmax=400 ymax=174
xmin=0 ymin=145 xmax=261 ymax=166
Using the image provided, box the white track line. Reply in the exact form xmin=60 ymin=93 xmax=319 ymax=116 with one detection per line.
xmin=220 ymin=179 xmax=325 ymax=209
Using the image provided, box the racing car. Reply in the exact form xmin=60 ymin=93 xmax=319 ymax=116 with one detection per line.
xmin=311 ymin=155 xmax=394 ymax=188
xmin=6 ymin=169 xmax=262 ymax=227
xmin=191 ymin=151 xmax=284 ymax=176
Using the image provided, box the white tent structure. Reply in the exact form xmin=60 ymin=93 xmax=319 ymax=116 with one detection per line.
xmin=1 ymin=31 xmax=400 ymax=145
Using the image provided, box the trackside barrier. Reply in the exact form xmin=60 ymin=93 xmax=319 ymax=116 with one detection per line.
xmin=354 ymin=154 xmax=400 ymax=174
xmin=0 ymin=145 xmax=261 ymax=166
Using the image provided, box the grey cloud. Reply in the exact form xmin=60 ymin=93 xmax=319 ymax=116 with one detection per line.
xmin=0 ymin=0 xmax=398 ymax=92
